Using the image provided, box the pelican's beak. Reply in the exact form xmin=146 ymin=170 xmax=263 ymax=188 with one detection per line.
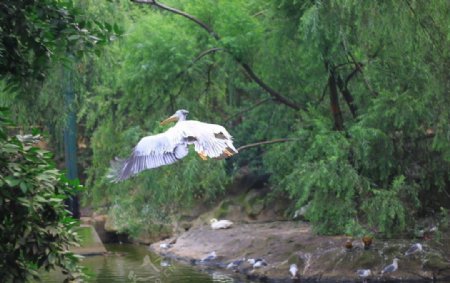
xmin=160 ymin=115 xmax=179 ymax=125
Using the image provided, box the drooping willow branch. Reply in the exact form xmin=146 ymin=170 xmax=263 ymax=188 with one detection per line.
xmin=131 ymin=0 xmax=301 ymax=111
xmin=237 ymin=138 xmax=298 ymax=152
xmin=175 ymin=47 xmax=224 ymax=80
xmin=132 ymin=0 xmax=220 ymax=40
xmin=224 ymin=97 xmax=273 ymax=123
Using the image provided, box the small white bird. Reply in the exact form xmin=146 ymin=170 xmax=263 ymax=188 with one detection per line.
xmin=405 ymin=243 xmax=423 ymax=256
xmin=289 ymin=263 xmax=299 ymax=279
xmin=201 ymin=251 xmax=217 ymax=262
xmin=356 ymin=269 xmax=371 ymax=282
xmin=381 ymin=258 xmax=399 ymax=274
xmin=159 ymin=243 xmax=172 ymax=249
xmin=210 ymin=218 xmax=233 ymax=230
xmin=226 ymin=258 xmax=245 ymax=270
xmin=160 ymin=259 xmax=171 ymax=267
xmin=248 ymin=258 xmax=267 ymax=268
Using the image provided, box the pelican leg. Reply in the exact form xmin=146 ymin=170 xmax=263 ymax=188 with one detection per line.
xmin=198 ymin=152 xmax=208 ymax=160
xmin=223 ymin=149 xmax=233 ymax=157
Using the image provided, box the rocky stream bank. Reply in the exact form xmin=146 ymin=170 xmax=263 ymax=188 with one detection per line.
xmin=150 ymin=220 xmax=450 ymax=282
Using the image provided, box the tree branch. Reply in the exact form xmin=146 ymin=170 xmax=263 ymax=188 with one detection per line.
xmin=175 ymin=47 xmax=224 ymax=80
xmin=131 ymin=0 xmax=220 ymax=40
xmin=237 ymin=138 xmax=298 ymax=152
xmin=239 ymin=62 xmax=300 ymax=110
xmin=347 ymin=52 xmax=379 ymax=97
xmin=131 ymin=0 xmax=301 ymax=111
xmin=404 ymin=0 xmax=439 ymax=50
xmin=224 ymin=97 xmax=272 ymax=123
xmin=336 ymin=73 xmax=357 ymax=118
xmin=326 ymin=62 xmax=344 ymax=131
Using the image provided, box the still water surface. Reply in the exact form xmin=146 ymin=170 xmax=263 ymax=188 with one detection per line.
xmin=40 ymin=244 xmax=251 ymax=283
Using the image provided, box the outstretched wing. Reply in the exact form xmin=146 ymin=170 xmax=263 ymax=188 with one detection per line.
xmin=109 ymin=131 xmax=189 ymax=182
xmin=182 ymin=121 xmax=238 ymax=159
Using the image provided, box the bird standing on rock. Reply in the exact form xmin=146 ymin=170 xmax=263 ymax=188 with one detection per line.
xmin=362 ymin=236 xmax=373 ymax=250
xmin=248 ymin=258 xmax=267 ymax=269
xmin=289 ymin=263 xmax=299 ymax=279
xmin=159 ymin=243 xmax=172 ymax=249
xmin=226 ymin=258 xmax=245 ymax=270
xmin=356 ymin=269 xmax=371 ymax=282
xmin=381 ymin=258 xmax=399 ymax=275
xmin=405 ymin=243 xmax=423 ymax=256
xmin=200 ymin=251 xmax=217 ymax=263
xmin=344 ymin=239 xmax=353 ymax=251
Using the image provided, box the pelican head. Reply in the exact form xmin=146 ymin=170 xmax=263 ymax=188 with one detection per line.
xmin=210 ymin=218 xmax=218 ymax=224
xmin=160 ymin=109 xmax=189 ymax=125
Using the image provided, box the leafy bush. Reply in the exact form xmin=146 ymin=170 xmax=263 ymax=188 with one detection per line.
xmin=0 ymin=108 xmax=83 ymax=282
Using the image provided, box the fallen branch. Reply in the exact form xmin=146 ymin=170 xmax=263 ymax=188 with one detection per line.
xmin=237 ymin=138 xmax=298 ymax=152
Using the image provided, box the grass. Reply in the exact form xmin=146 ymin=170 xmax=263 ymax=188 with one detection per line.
xmin=75 ymin=226 xmax=96 ymax=247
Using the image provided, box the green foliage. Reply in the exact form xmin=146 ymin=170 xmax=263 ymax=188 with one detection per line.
xmin=0 ymin=0 xmax=110 ymax=82
xmin=86 ymin=121 xmax=229 ymax=235
xmin=3 ymin=0 xmax=449 ymax=239
xmin=0 ymin=108 xmax=84 ymax=282
xmin=362 ymin=176 xmax=410 ymax=237
xmin=78 ymin=0 xmax=449 ymax=238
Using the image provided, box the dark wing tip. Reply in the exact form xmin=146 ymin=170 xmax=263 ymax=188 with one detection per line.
xmin=107 ymin=157 xmax=130 ymax=183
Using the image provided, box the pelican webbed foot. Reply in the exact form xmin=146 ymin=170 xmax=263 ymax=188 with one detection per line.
xmin=198 ymin=152 xmax=208 ymax=160
xmin=223 ymin=149 xmax=234 ymax=157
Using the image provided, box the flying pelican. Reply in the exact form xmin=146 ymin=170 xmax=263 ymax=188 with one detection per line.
xmin=210 ymin=218 xmax=233 ymax=230
xmin=109 ymin=109 xmax=238 ymax=182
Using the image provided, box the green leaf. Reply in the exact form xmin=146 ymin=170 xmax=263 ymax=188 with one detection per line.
xmin=68 ymin=34 xmax=81 ymax=41
xmin=19 ymin=182 xmax=28 ymax=193
xmin=4 ymin=176 xmax=20 ymax=187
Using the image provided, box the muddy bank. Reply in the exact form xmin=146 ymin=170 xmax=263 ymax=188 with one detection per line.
xmin=150 ymin=221 xmax=450 ymax=282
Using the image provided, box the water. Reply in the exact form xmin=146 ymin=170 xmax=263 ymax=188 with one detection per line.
xmin=39 ymin=244 xmax=250 ymax=283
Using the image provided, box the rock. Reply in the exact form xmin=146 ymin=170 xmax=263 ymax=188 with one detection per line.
xmin=424 ymin=253 xmax=450 ymax=271
xmin=104 ymin=215 xmax=118 ymax=232
xmin=149 ymin=220 xmax=450 ymax=282
xmin=244 ymin=191 xmax=265 ymax=217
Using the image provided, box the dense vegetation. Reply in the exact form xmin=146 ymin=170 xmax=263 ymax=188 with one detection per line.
xmin=0 ymin=111 xmax=84 ymax=280
xmin=0 ymin=0 xmax=111 ymax=280
xmin=2 ymin=0 xmax=449 ymax=245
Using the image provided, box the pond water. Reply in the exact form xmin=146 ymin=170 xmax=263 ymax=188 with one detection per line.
xmin=39 ymin=244 xmax=251 ymax=283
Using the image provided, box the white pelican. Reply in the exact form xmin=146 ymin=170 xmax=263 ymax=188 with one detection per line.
xmin=405 ymin=243 xmax=423 ymax=256
xmin=381 ymin=258 xmax=399 ymax=274
xmin=109 ymin=109 xmax=238 ymax=182
xmin=210 ymin=218 xmax=233 ymax=229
